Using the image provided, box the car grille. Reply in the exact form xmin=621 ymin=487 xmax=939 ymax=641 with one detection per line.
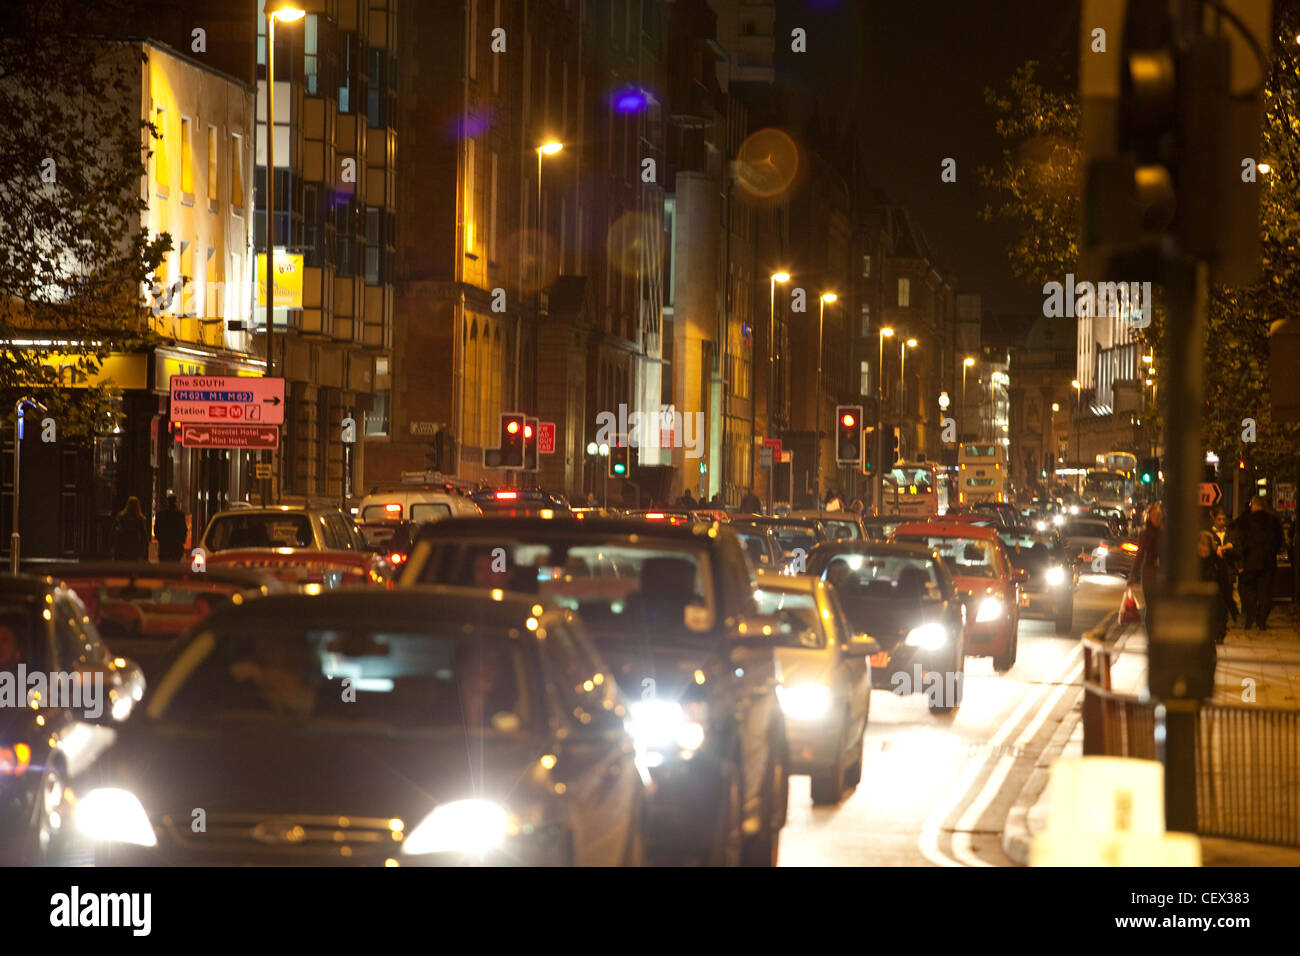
xmin=161 ymin=812 xmax=401 ymax=860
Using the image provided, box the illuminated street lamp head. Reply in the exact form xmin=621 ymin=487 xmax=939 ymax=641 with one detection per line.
xmin=881 ymin=327 xmax=895 ymax=338
xmin=269 ymin=5 xmax=306 ymax=20
xmin=938 ymin=392 xmax=950 ymax=409
xmin=1052 ymin=402 xmax=1060 ymax=412
xmin=772 ymin=272 xmax=790 ymax=283
xmin=820 ymin=292 xmax=837 ymax=303
xmin=539 ymin=141 xmax=563 ymax=155
xmin=1258 ymin=162 xmax=1272 ymax=174
xmin=1071 ymin=379 xmax=1081 ymax=389
xmin=905 ymin=338 xmax=918 ymax=348
xmin=586 ymin=441 xmax=598 ymax=455
xmin=963 ymin=357 xmax=975 ymax=367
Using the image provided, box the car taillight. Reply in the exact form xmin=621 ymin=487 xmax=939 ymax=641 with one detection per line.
xmin=1121 ymin=542 xmax=1139 ymax=553
xmin=645 ymin=512 xmax=665 ymax=519
xmin=0 ymin=743 xmax=31 ymax=776
xmin=389 ymin=552 xmax=406 ymax=563
xmin=384 ymin=503 xmax=401 ymax=514
xmin=496 ymin=491 xmax=518 ymax=500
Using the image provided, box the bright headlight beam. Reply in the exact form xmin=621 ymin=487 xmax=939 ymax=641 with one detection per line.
xmin=1045 ymin=566 xmax=1066 ymax=587
xmin=975 ymin=597 xmax=1004 ymax=622
xmin=75 ymin=788 xmax=157 ymax=847
xmin=775 ymin=684 xmax=831 ymax=720
xmin=905 ymin=623 xmax=948 ymax=650
xmin=402 ymin=800 xmax=509 ymax=856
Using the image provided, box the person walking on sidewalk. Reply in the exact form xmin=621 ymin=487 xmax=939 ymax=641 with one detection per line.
xmin=1128 ymin=501 xmax=1164 ymax=625
xmin=154 ymin=494 xmax=188 ymax=562
xmin=1235 ymin=495 xmax=1284 ymax=631
xmin=111 ymin=496 xmax=150 ymax=562
xmin=1209 ymin=506 xmax=1239 ymax=622
xmin=1198 ymin=531 xmax=1232 ymax=644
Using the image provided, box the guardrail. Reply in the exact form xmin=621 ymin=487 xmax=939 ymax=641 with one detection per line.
xmin=1081 ymin=610 xmax=1300 ymax=848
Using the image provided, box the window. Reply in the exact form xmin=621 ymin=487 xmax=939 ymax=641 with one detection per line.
xmin=230 ymin=134 xmax=244 ymax=208
xmin=365 ymin=206 xmax=381 ymax=284
xmin=860 ymin=360 xmax=870 ymax=395
xmin=154 ymin=106 xmax=168 ymax=191
xmin=860 ymin=303 xmax=870 ymax=336
xmin=180 ymin=116 xmax=194 ymax=197
xmin=304 ymin=14 xmax=319 ymax=94
xmin=489 ymin=151 xmax=498 ymax=263
xmin=207 ymin=126 xmax=218 ymax=203
xmin=324 ymin=513 xmax=355 ymax=550
xmin=862 ymin=253 xmax=872 ymax=277
xmin=367 ymin=47 xmax=386 ymax=127
xmin=897 ymin=278 xmax=910 ymax=308
xmin=338 ymin=33 xmax=356 ymax=113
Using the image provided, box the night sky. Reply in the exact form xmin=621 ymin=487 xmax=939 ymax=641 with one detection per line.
xmin=773 ymin=0 xmax=1080 ymax=317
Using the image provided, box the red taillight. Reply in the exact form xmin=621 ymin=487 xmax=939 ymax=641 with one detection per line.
xmin=389 ymin=552 xmax=406 ymax=563
xmin=645 ymin=512 xmax=665 ymax=519
xmin=496 ymin=491 xmax=518 ymax=499
xmin=384 ymin=503 xmax=401 ymax=513
xmin=0 ymin=743 xmax=31 ymax=776
xmin=1121 ymin=542 xmax=1139 ymax=553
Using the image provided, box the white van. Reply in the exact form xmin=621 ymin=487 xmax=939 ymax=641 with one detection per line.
xmin=356 ymin=489 xmax=482 ymax=524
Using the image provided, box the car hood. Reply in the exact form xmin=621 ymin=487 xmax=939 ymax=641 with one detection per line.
xmin=834 ymin=596 xmax=949 ymax=652
xmin=91 ymin=724 xmax=552 ymax=820
xmin=594 ymin=637 xmax=733 ymax=701
xmin=776 ymin=647 xmax=834 ymax=686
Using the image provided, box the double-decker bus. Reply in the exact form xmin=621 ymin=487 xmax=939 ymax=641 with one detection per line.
xmin=881 ymin=461 xmax=944 ymax=517
xmin=956 ymin=443 xmax=1007 ymax=506
xmin=1083 ymin=469 xmax=1134 ymax=509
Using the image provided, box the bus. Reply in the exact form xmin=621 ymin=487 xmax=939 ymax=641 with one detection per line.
xmin=881 ymin=461 xmax=943 ymax=518
xmin=957 ymin=443 xmax=1007 ymax=506
xmin=1083 ymin=469 xmax=1133 ymax=509
xmin=1100 ymin=451 xmax=1138 ymax=475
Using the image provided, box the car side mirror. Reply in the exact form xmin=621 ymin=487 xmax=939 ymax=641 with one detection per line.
xmin=842 ymin=633 xmax=880 ymax=657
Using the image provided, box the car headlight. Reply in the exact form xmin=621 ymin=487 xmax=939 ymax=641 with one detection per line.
xmin=1052 ymin=515 xmax=1064 ymax=526
xmin=1035 ymin=520 xmax=1047 ymax=531
xmin=975 ymin=597 xmax=1004 ymax=622
xmin=775 ymin=684 xmax=832 ymax=720
xmin=75 ymin=788 xmax=157 ymax=847
xmin=1045 ymin=566 xmax=1066 ymax=587
xmin=905 ymin=623 xmax=949 ymax=650
xmin=627 ymin=700 xmax=706 ymax=752
xmin=402 ymin=800 xmax=509 ymax=856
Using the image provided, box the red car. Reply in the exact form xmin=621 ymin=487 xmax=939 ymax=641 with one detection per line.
xmin=889 ymin=521 xmax=1023 ymax=672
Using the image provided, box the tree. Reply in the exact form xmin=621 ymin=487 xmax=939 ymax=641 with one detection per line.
xmin=0 ymin=0 xmax=170 ymax=438
xmin=980 ymin=15 xmax=1300 ymax=485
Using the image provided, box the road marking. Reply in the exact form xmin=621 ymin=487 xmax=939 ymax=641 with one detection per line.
xmin=918 ymin=642 xmax=1082 ymax=867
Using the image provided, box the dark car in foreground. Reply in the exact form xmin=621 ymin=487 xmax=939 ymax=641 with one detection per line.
xmin=0 ymin=576 xmax=143 ymax=865
xmin=69 ymin=589 xmax=646 ymax=866
xmin=806 ymin=542 xmax=967 ymax=715
xmin=401 ymin=517 xmax=789 ymax=866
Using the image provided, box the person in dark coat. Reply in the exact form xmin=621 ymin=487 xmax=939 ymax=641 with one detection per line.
xmin=739 ymin=489 xmax=763 ymax=514
xmin=112 ymin=496 xmax=150 ymax=561
xmin=679 ymin=488 xmax=697 ymax=509
xmin=1208 ymin=506 xmax=1239 ymax=622
xmin=154 ymin=494 xmax=188 ymax=562
xmin=1198 ymin=531 xmax=1232 ymax=644
xmin=1128 ymin=501 xmax=1164 ymax=627
xmin=1234 ymin=496 xmax=1284 ymax=630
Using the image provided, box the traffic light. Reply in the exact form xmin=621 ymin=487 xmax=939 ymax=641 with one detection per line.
xmin=609 ymin=440 xmax=629 ymax=478
xmin=1139 ymin=456 xmax=1158 ymax=485
xmin=860 ymin=425 xmax=876 ymax=477
xmin=523 ymin=417 xmax=539 ymax=472
xmin=499 ymin=412 xmax=525 ymax=469
xmin=881 ymin=424 xmax=901 ymax=466
xmin=836 ymin=405 xmax=862 ymax=465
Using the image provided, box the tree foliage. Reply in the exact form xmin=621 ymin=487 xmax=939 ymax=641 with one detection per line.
xmin=0 ymin=0 xmax=169 ymax=438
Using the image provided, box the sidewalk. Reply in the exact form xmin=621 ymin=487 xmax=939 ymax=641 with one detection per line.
xmin=1002 ymin=607 xmax=1300 ymax=866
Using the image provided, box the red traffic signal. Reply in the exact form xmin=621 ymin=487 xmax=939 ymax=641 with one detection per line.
xmin=841 ymin=412 xmax=856 ymax=428
xmin=506 ymin=420 xmax=520 ymax=435
xmin=523 ymin=423 xmax=534 ymax=439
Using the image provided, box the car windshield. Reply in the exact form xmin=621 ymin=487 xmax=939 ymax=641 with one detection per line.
xmin=410 ymin=502 xmax=452 ymax=522
xmin=413 ymin=539 xmax=716 ymax=638
xmin=735 ymin=532 xmax=773 ymax=567
xmin=359 ymin=524 xmax=408 ymax=550
xmin=770 ymin=526 xmax=817 ymax=555
xmin=819 ymin=520 xmax=859 ymax=540
xmin=897 ymin=535 xmax=999 ymax=578
xmin=151 ymin=627 xmax=535 ymax=733
xmin=1064 ymin=521 xmax=1111 ymax=539
xmin=1004 ymin=542 xmax=1056 ymax=569
xmin=62 ymin=577 xmax=246 ymax=639
xmin=206 ymin=513 xmax=313 ymax=550
xmin=818 ymin=553 xmax=941 ymax=600
xmin=752 ymin=588 xmax=824 ymax=648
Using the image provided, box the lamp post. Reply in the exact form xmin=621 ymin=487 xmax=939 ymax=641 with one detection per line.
xmin=815 ymin=292 xmax=836 ymax=500
xmin=1071 ymin=379 xmax=1082 ymax=492
xmin=10 ymin=396 xmax=48 ymax=573
xmin=767 ymin=272 xmax=789 ymax=514
xmin=532 ymin=140 xmax=563 ymax=409
xmin=899 ymin=337 xmax=917 ymax=419
xmin=961 ymin=357 xmax=975 ymax=438
xmin=263 ymin=4 xmax=304 ymax=506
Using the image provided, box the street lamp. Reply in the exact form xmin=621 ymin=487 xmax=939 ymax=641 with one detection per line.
xmin=961 ymin=357 xmax=975 ymax=437
xmin=877 ymin=327 xmax=895 ymax=402
xmin=1071 ymin=379 xmax=1082 ymax=475
xmin=263 ymin=4 xmax=304 ymax=507
xmin=768 ymin=271 xmax=790 ymax=431
xmin=899 ymin=338 xmax=917 ymax=418
xmin=815 ymin=292 xmax=837 ymax=499
xmin=526 ymin=139 xmax=564 ymax=412
xmin=10 ymin=396 xmax=48 ymax=573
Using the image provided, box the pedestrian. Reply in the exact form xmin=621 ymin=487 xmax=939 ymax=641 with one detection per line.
xmin=1198 ymin=531 xmax=1232 ymax=644
xmin=739 ymin=488 xmax=762 ymax=514
xmin=1208 ymin=506 xmax=1239 ymax=622
xmin=679 ymin=487 xmax=697 ymax=509
xmin=1234 ymin=496 xmax=1284 ymax=631
xmin=850 ymin=498 xmax=864 ymax=515
xmin=112 ymin=496 xmax=150 ymax=562
xmin=154 ymin=494 xmax=188 ymax=562
xmin=709 ymin=492 xmax=725 ymax=510
xmin=1128 ymin=501 xmax=1164 ymax=627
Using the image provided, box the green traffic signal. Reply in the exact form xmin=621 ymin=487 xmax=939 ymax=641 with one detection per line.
xmin=1141 ymin=472 xmax=1152 ymax=484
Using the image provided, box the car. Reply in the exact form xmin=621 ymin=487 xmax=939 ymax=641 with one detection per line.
xmin=860 ymin=515 xmax=906 ymax=541
xmin=356 ymin=487 xmax=482 ymax=524
xmin=753 ymin=571 xmax=875 ymax=804
xmin=199 ymin=504 xmax=369 ymax=554
xmin=65 ymin=588 xmax=647 ymax=866
xmin=730 ymin=517 xmax=826 ymax=574
xmin=0 ymin=575 xmax=142 ymax=865
xmin=624 ymin=509 xmax=699 ymax=526
xmin=995 ymin=530 xmax=1077 ymax=633
xmin=471 ymin=488 xmax=572 ymax=517
xmin=731 ymin=522 xmax=784 ymax=572
xmin=805 ymin=542 xmax=967 ymax=715
xmin=205 ymin=548 xmax=393 ymax=591
xmin=1061 ymin=518 xmax=1137 ymax=578
xmin=889 ymin=521 xmax=1021 ymax=673
xmin=967 ymin=501 xmax=1022 ymax=529
xmin=23 ymin=562 xmax=284 ymax=682
xmin=786 ymin=511 xmax=868 ymax=542
xmin=357 ymin=519 xmax=424 ymax=568
xmin=400 ymin=516 xmax=789 ymax=866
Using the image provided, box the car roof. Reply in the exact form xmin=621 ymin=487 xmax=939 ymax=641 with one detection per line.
xmin=754 ymin=569 xmax=818 ymax=591
xmin=808 ymin=539 xmax=940 ymax=560
xmin=414 ymin=515 xmax=725 ymax=543
xmin=24 ymin=562 xmax=276 ymax=588
xmin=893 ymin=521 xmax=999 ymax=540
xmin=730 ymin=516 xmax=822 ymax=529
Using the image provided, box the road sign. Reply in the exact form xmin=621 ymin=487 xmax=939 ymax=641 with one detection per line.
xmin=409 ymin=421 xmax=440 ymax=436
xmin=763 ymin=438 xmax=782 ymax=458
xmin=538 ymin=422 xmax=556 ymax=454
xmin=760 ymin=446 xmax=773 ymax=469
xmin=179 ymin=424 xmax=279 ymax=449
xmin=1197 ymin=482 xmax=1222 ymax=507
xmin=255 ymin=463 xmax=272 ymax=479
xmin=170 ymin=376 xmax=285 ymax=425
xmin=1276 ymin=482 xmax=1296 ymax=514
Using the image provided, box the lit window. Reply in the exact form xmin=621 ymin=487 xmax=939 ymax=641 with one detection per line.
xmin=207 ymin=126 xmax=218 ymax=203
xmin=154 ymin=107 xmax=168 ymax=190
xmin=230 ymin=134 xmax=244 ymax=208
xmin=180 ymin=116 xmax=193 ymax=196
xmin=898 ymin=278 xmax=910 ymax=308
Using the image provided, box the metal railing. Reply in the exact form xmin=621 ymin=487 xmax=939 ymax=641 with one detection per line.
xmin=1082 ymin=610 xmax=1300 ymax=848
